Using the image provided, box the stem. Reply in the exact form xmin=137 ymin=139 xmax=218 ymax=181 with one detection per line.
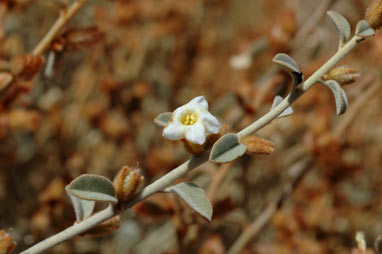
xmin=237 ymin=35 xmax=361 ymax=139
xmin=20 ymin=205 xmax=114 ymax=254
xmin=122 ymin=154 xmax=209 ymax=208
xmin=20 ymin=34 xmax=365 ymax=254
xmin=32 ymin=0 xmax=89 ymax=56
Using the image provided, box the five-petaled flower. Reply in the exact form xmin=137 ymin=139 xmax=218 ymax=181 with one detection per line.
xmin=163 ymin=96 xmax=221 ymax=145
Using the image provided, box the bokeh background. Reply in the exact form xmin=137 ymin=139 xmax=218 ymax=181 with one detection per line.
xmin=0 ymin=0 xmax=381 ymax=253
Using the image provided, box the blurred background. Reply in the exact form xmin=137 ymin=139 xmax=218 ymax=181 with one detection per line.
xmin=0 ymin=0 xmax=381 ymax=253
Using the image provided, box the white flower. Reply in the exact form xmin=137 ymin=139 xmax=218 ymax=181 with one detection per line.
xmin=163 ymin=96 xmax=221 ymax=145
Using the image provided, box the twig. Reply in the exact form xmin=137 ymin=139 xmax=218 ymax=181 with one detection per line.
xmin=20 ymin=33 xmax=368 ymax=254
xmin=32 ymin=0 xmax=89 ymax=56
xmin=20 ymin=205 xmax=115 ymax=254
xmin=238 ymin=35 xmax=362 ymax=138
xmin=227 ymin=158 xmax=314 ymax=254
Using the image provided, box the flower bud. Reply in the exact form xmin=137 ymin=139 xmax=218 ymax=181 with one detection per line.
xmin=241 ymin=136 xmax=275 ymax=155
xmin=366 ymin=0 xmax=382 ymax=30
xmin=113 ymin=165 xmax=144 ymax=203
xmin=322 ymin=65 xmax=360 ymax=85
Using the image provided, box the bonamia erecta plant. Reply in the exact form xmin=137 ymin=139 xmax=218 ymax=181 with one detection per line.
xmin=0 ymin=1 xmax=381 ymax=254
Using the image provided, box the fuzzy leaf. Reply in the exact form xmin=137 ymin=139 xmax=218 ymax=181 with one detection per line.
xmin=322 ymin=80 xmax=348 ymax=115
xmin=272 ymin=53 xmax=303 ymax=86
xmin=66 ymin=187 xmax=95 ymax=221
xmin=355 ymin=20 xmax=375 ymax=37
xmin=67 ymin=174 xmax=117 ymax=204
xmin=271 ymin=95 xmax=294 ymax=118
xmin=154 ymin=112 xmax=172 ymax=127
xmin=167 ymin=182 xmax=212 ymax=221
xmin=327 ymin=11 xmax=351 ymax=47
xmin=209 ymin=133 xmax=247 ymax=163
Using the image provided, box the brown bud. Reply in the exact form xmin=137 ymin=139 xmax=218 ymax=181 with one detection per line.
xmin=322 ymin=65 xmax=360 ymax=85
xmin=0 ymin=73 xmax=13 ymax=92
xmin=241 ymin=136 xmax=275 ymax=155
xmin=113 ymin=165 xmax=144 ymax=203
xmin=0 ymin=230 xmax=16 ymax=254
xmin=11 ymin=54 xmax=44 ymax=80
xmin=366 ymin=0 xmax=382 ymax=30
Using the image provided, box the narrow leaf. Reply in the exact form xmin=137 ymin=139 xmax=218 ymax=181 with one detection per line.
xmin=209 ymin=133 xmax=247 ymax=163
xmin=272 ymin=53 xmax=303 ymax=86
xmin=327 ymin=11 xmax=351 ymax=47
xmin=321 ymin=80 xmax=349 ymax=115
xmin=271 ymin=95 xmax=294 ymax=118
xmin=67 ymin=174 xmax=117 ymax=204
xmin=355 ymin=20 xmax=375 ymax=37
xmin=154 ymin=112 xmax=172 ymax=127
xmin=167 ymin=182 xmax=212 ymax=221
xmin=66 ymin=186 xmax=95 ymax=221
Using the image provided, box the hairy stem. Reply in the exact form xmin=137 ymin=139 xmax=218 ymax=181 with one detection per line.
xmin=20 ymin=205 xmax=114 ymax=254
xmin=238 ymin=35 xmax=361 ymax=138
xmin=20 ymin=34 xmax=365 ymax=254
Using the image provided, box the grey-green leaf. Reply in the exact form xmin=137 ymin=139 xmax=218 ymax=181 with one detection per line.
xmin=272 ymin=53 xmax=303 ymax=86
xmin=66 ymin=186 xmax=95 ymax=221
xmin=322 ymin=80 xmax=348 ymax=115
xmin=154 ymin=112 xmax=172 ymax=127
xmin=272 ymin=53 xmax=300 ymax=73
xmin=67 ymin=174 xmax=117 ymax=204
xmin=355 ymin=20 xmax=375 ymax=38
xmin=209 ymin=133 xmax=247 ymax=163
xmin=327 ymin=11 xmax=351 ymax=47
xmin=167 ymin=182 xmax=212 ymax=221
xmin=271 ymin=95 xmax=294 ymax=118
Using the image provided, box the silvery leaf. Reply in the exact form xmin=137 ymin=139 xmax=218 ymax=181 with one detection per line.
xmin=355 ymin=20 xmax=375 ymax=38
xmin=271 ymin=95 xmax=294 ymax=118
xmin=67 ymin=174 xmax=118 ymax=204
xmin=272 ymin=53 xmax=303 ymax=86
xmin=327 ymin=11 xmax=351 ymax=48
xmin=66 ymin=187 xmax=95 ymax=221
xmin=167 ymin=182 xmax=212 ymax=221
xmin=154 ymin=112 xmax=172 ymax=127
xmin=209 ymin=133 xmax=247 ymax=163
xmin=321 ymin=80 xmax=348 ymax=115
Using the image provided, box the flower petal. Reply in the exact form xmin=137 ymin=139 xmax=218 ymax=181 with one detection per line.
xmin=185 ymin=123 xmax=206 ymax=145
xmin=172 ymin=105 xmax=188 ymax=122
xmin=163 ymin=121 xmax=185 ymax=140
xmin=188 ymin=96 xmax=208 ymax=110
xmin=201 ymin=111 xmax=221 ymax=134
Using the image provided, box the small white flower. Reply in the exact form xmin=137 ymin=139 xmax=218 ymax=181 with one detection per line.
xmin=163 ymin=96 xmax=221 ymax=145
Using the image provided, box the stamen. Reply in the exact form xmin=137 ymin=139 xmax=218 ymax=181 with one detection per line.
xmin=181 ymin=112 xmax=198 ymax=125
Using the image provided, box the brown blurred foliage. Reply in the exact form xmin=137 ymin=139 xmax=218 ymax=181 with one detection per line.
xmin=0 ymin=0 xmax=381 ymax=253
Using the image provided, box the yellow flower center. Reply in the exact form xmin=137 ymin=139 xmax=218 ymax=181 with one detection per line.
xmin=181 ymin=112 xmax=198 ymax=125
